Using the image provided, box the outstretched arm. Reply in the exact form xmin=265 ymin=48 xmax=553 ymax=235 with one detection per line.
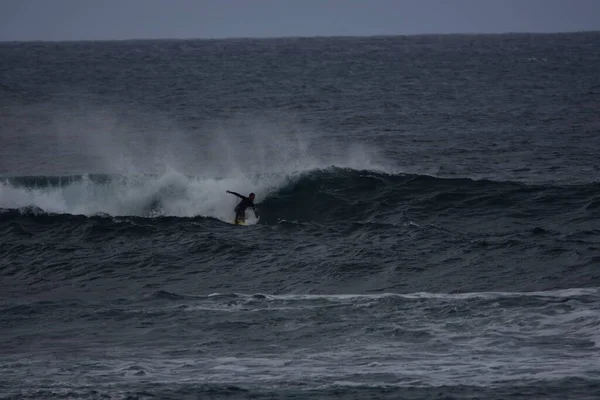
xmin=226 ymin=190 xmax=245 ymax=200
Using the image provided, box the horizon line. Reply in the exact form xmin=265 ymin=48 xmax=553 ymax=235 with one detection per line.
xmin=1 ymin=29 xmax=599 ymax=44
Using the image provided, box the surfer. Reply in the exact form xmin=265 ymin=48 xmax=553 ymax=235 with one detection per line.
xmin=226 ymin=191 xmax=259 ymax=224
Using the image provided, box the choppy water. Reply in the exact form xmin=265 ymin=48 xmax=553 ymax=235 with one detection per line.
xmin=1 ymin=32 xmax=600 ymax=399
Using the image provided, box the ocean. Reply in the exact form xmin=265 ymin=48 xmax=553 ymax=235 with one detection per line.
xmin=1 ymin=32 xmax=599 ymax=399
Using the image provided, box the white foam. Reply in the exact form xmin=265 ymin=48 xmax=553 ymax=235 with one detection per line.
xmin=1 ymin=111 xmax=393 ymax=219
xmin=235 ymin=287 xmax=600 ymax=302
xmin=0 ymin=169 xmax=280 ymax=220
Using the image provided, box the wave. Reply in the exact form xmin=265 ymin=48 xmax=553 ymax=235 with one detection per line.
xmin=260 ymin=169 xmax=600 ymax=224
xmin=1 ymin=167 xmax=599 ymax=225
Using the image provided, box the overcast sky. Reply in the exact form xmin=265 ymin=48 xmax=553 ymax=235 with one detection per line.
xmin=1 ymin=0 xmax=599 ymax=41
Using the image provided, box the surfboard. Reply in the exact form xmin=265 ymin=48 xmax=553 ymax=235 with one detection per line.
xmin=230 ymin=217 xmax=259 ymax=226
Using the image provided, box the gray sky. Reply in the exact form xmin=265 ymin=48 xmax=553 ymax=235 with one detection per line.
xmin=1 ymin=0 xmax=599 ymax=41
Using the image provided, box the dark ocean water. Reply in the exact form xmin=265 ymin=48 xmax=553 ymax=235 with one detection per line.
xmin=1 ymin=33 xmax=600 ymax=399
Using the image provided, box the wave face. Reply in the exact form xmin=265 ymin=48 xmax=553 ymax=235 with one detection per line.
xmin=2 ymin=33 xmax=600 ymax=399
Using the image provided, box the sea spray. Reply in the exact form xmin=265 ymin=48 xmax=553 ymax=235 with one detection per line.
xmin=1 ymin=109 xmax=389 ymax=219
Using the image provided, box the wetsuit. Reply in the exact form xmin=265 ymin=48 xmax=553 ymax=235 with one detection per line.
xmin=227 ymin=191 xmax=258 ymax=222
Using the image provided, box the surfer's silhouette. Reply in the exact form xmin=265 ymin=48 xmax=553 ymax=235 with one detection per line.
xmin=226 ymin=191 xmax=259 ymax=224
